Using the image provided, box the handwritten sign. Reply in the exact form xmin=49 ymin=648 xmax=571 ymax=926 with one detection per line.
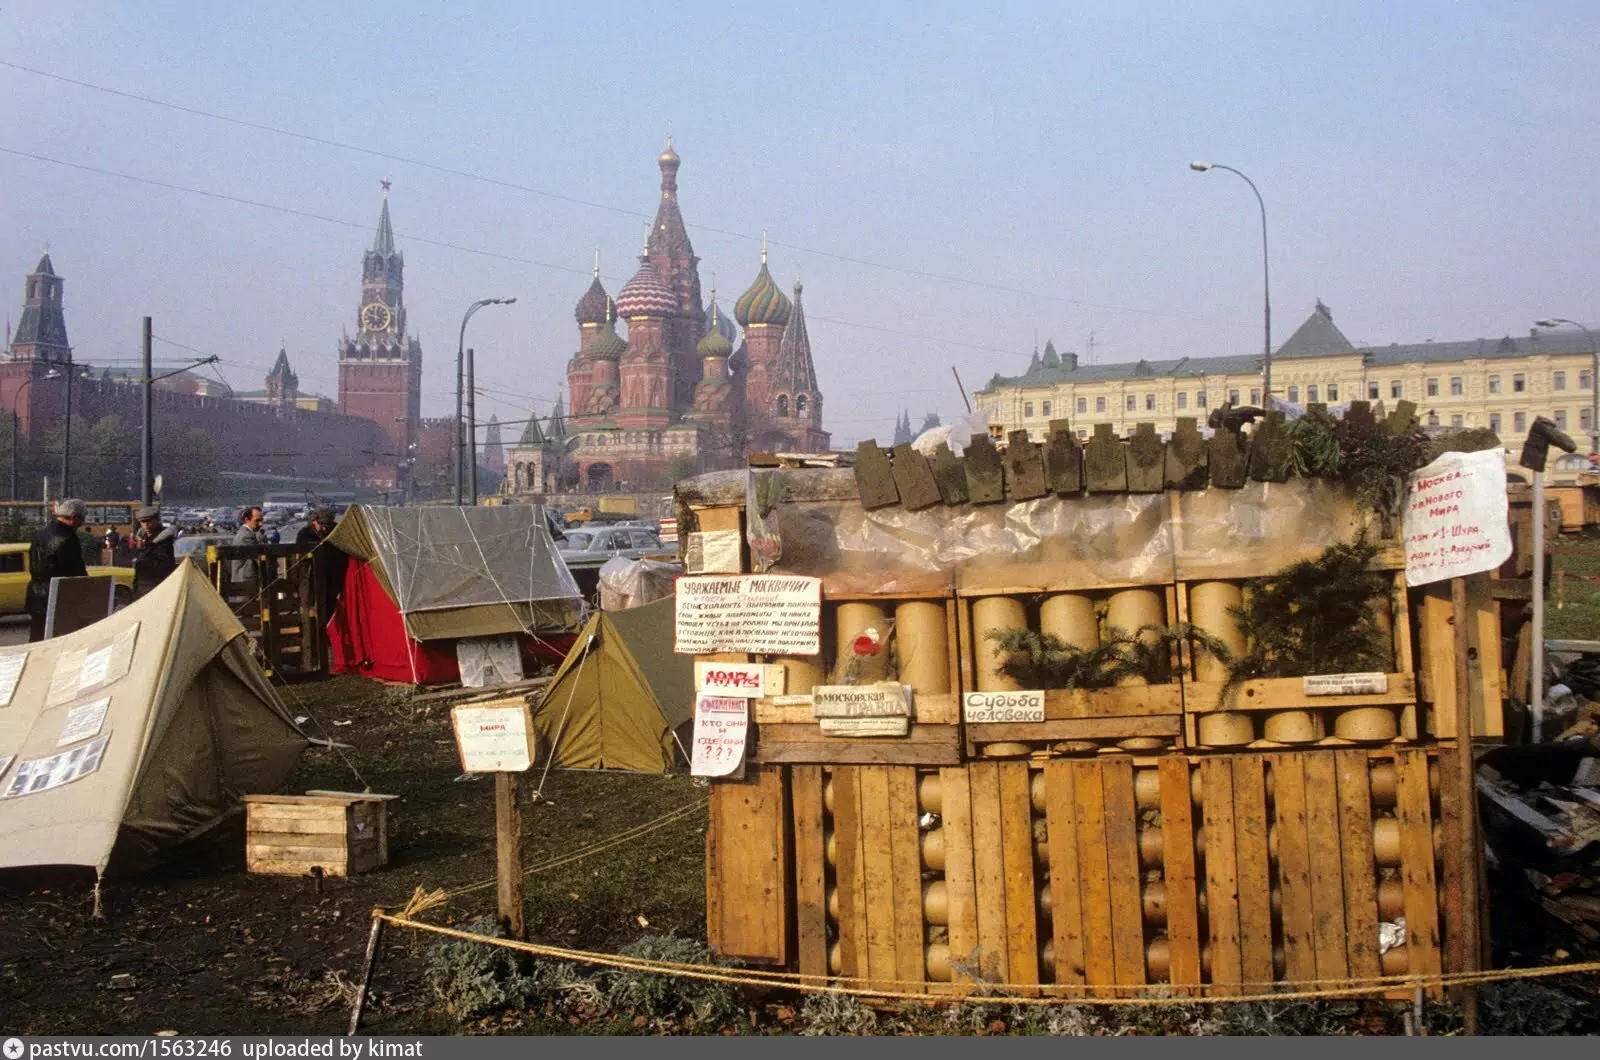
xmin=57 ymin=696 xmax=111 ymax=746
xmin=684 ymin=530 xmax=743 ymax=574
xmin=964 ymin=690 xmax=1046 ymax=723
xmin=1403 ymin=449 xmax=1512 ymax=586
xmin=811 ymin=682 xmax=910 ymax=718
xmin=695 ymin=661 xmax=768 ymax=698
xmin=690 ymin=694 xmax=749 ymax=776
xmin=451 ymin=702 xmax=536 ymax=772
xmin=0 ymin=651 xmax=25 ymax=707
xmin=1303 ymin=673 xmax=1389 ymax=696
xmin=674 ymin=575 xmax=822 ymax=655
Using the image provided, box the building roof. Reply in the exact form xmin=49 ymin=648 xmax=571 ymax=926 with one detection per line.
xmin=371 ymin=197 xmax=396 ymax=258
xmin=697 ymin=291 xmax=734 ymax=358
xmin=585 ymin=318 xmax=628 ymax=361
xmin=519 ymin=409 xmax=547 ymax=447
xmin=32 ymin=252 xmax=56 ymax=277
xmin=1277 ymin=299 xmax=1354 ymax=356
xmin=574 ymin=275 xmax=614 ymax=326
xmin=775 ymin=281 xmax=818 ymax=394
xmin=648 ymin=137 xmax=693 ymax=257
xmin=615 ymin=260 xmax=677 ymax=318
xmin=706 ymin=291 xmax=739 ymax=345
xmin=11 ymin=305 xmax=68 ymax=350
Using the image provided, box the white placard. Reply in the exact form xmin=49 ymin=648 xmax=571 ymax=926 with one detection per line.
xmin=695 ymin=661 xmax=767 ymax=698
xmin=811 ymin=682 xmax=910 ymax=718
xmin=78 ymin=645 xmax=113 ymax=691
xmin=819 ymin=716 xmax=910 ymax=737
xmin=1 ymin=734 xmax=110 ymax=798
xmin=690 ymin=694 xmax=749 ymax=777
xmin=1402 ymin=450 xmax=1513 ymax=586
xmin=769 ymin=694 xmax=814 ymax=707
xmin=57 ymin=696 xmax=111 ymax=746
xmin=684 ymin=530 xmax=743 ymax=574
xmin=0 ymin=651 xmax=26 ymax=707
xmin=674 ymin=575 xmax=822 ymax=655
xmin=963 ymin=690 xmax=1047 ymax=723
xmin=1303 ymin=673 xmax=1389 ymax=696
xmin=451 ymin=703 xmax=535 ymax=772
xmin=47 ymin=649 xmax=85 ymax=707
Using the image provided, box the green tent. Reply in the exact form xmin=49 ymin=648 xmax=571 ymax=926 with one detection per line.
xmin=532 ymin=596 xmax=694 ymax=773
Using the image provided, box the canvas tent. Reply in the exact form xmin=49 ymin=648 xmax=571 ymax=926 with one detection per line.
xmin=533 ymin=595 xmax=694 ymax=773
xmin=325 ymin=504 xmax=583 ymax=684
xmin=0 ymin=562 xmax=308 ymax=873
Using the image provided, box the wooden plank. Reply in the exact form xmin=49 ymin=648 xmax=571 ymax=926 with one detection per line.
xmin=890 ymin=443 xmax=942 ymax=511
xmin=929 ymin=442 xmax=970 ymax=505
xmin=939 ymin=766 xmax=980 ymax=992
xmin=831 ymin=767 xmax=868 ymax=980
xmin=247 ymin=827 xmax=349 ymax=847
xmin=1435 ymin=746 xmax=1471 ymax=977
xmin=963 ymin=433 xmax=1005 ymax=504
xmin=1041 ymin=684 xmax=1184 ymax=719
xmin=1158 ymin=758 xmax=1202 ymax=992
xmin=1044 ymin=761 xmax=1086 ymax=993
xmin=1083 ymin=424 xmax=1128 ymax=492
xmin=1185 ymin=673 xmax=1417 ymax=712
xmin=247 ymin=857 xmax=349 ymax=878
xmin=247 ymin=842 xmax=351 ymax=863
xmin=1467 ymin=575 xmax=1504 ymax=737
xmin=853 ymin=441 xmax=900 ymax=509
xmin=791 ymin=766 xmax=829 ymax=981
xmin=966 ymin=716 xmax=1181 ymax=743
xmin=887 ymin=767 xmax=927 ymax=988
xmin=1100 ymin=758 xmax=1145 ymax=993
xmin=1334 ymin=750 xmax=1381 ymax=983
xmin=1417 ymin=585 xmax=1456 ymax=735
xmin=1303 ymin=754 xmax=1350 ymax=982
xmin=968 ymin=761 xmax=1010 ymax=985
xmin=1269 ymin=754 xmax=1316 ymax=985
xmin=756 ymin=694 xmax=960 ymax=725
xmin=1232 ymin=755 xmax=1275 ymax=988
xmin=1395 ymin=749 xmax=1443 ymax=995
xmin=1071 ymin=759 xmax=1117 ymax=995
xmin=998 ymin=763 xmax=1040 ymax=992
xmin=1043 ymin=419 xmax=1083 ymax=495
xmin=858 ymin=765 xmax=898 ymax=989
xmin=707 ymin=767 xmax=791 ymax=963
xmin=1200 ymin=757 xmax=1242 ymax=995
xmin=753 ymin=723 xmax=963 ymax=765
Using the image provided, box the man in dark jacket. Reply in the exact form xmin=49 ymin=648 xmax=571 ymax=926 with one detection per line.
xmin=130 ymin=505 xmax=177 ymax=599
xmin=296 ymin=508 xmax=347 ymax=616
xmin=27 ymin=498 xmax=88 ymax=641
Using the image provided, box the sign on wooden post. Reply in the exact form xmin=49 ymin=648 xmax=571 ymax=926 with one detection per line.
xmin=450 ymin=700 xmax=534 ymax=940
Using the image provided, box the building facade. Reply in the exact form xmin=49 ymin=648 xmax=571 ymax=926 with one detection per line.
xmin=506 ymin=142 xmax=830 ymax=496
xmin=976 ymin=301 xmax=1600 ymax=453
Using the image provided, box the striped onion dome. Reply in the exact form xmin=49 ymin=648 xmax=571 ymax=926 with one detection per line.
xmin=697 ymin=293 xmax=734 ymax=358
xmin=734 ymin=262 xmax=791 ymax=328
xmin=574 ymin=276 xmax=614 ymax=325
xmin=585 ymin=318 xmax=627 ymax=361
xmin=614 ymin=260 xmax=677 ymax=318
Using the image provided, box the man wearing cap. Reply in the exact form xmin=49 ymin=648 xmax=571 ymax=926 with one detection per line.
xmin=130 ymin=505 xmax=177 ymax=600
xmin=26 ymin=499 xmax=89 ymax=642
xmin=296 ymin=508 xmax=346 ymax=613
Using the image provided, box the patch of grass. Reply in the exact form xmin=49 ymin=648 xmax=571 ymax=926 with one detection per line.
xmin=1548 ymin=530 xmax=1600 ymax=640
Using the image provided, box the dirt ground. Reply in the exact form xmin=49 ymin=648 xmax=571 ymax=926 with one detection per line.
xmin=0 ymin=674 xmax=710 ymax=1035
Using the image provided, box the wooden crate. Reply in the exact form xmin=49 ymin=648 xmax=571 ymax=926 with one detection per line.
xmin=243 ymin=792 xmax=395 ymax=877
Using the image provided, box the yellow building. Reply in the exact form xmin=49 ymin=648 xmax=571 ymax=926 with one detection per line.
xmin=976 ymin=302 xmax=1597 ymax=453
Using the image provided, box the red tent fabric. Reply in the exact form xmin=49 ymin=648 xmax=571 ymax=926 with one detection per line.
xmin=327 ymin=558 xmax=459 ymax=684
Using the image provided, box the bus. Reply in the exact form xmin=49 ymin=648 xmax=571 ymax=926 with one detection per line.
xmin=0 ymin=500 xmax=142 ymax=537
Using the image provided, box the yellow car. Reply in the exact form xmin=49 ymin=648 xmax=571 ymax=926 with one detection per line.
xmin=0 ymin=541 xmax=135 ymax=614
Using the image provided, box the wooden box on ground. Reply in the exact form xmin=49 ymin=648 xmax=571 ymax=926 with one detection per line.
xmin=243 ymin=792 xmax=396 ymax=877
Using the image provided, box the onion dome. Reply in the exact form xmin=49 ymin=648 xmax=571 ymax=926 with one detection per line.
xmin=697 ymin=291 xmax=734 ymax=358
xmin=706 ymin=296 xmax=738 ymax=345
xmin=585 ymin=318 xmax=627 ymax=361
xmin=615 ymin=260 xmax=677 ymax=318
xmin=658 ymin=135 xmax=680 ymax=167
xmin=734 ymin=261 xmax=791 ymax=328
xmin=574 ymin=275 xmax=614 ymax=325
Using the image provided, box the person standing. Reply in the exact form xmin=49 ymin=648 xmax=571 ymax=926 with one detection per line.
xmin=130 ymin=505 xmax=177 ymax=599
xmin=296 ymin=507 xmax=347 ymax=616
xmin=26 ymin=499 xmax=88 ymax=642
xmin=231 ymin=505 xmax=268 ymax=592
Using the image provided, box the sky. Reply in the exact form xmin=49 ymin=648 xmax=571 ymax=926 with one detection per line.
xmin=2 ymin=1 xmax=1597 ymax=449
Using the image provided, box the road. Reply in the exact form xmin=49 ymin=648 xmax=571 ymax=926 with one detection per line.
xmin=0 ymin=615 xmax=30 ymax=647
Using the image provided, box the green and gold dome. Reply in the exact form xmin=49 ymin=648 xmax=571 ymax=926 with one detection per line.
xmin=734 ymin=260 xmax=791 ymax=328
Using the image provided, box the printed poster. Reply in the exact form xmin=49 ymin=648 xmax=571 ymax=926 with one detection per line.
xmin=690 ymin=694 xmax=749 ymax=777
xmin=57 ymin=696 xmax=112 ymax=747
xmin=674 ymin=575 xmax=822 ymax=655
xmin=1402 ymin=450 xmax=1512 ymax=586
xmin=2 ymin=734 xmax=110 ymax=798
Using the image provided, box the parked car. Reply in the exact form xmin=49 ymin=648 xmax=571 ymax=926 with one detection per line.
xmin=556 ymin=526 xmax=665 ymax=568
xmin=0 ymin=542 xmax=135 ymax=613
xmin=174 ymin=534 xmax=228 ymax=572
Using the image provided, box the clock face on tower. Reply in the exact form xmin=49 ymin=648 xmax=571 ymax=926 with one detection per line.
xmin=361 ymin=302 xmax=392 ymax=332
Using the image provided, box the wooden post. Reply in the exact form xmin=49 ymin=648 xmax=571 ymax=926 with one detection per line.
xmin=496 ymin=771 xmax=525 ymax=939
xmin=347 ymin=910 xmax=386 ymax=1035
xmin=1451 ymin=575 xmax=1482 ymax=1035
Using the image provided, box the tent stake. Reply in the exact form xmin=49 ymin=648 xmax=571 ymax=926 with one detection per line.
xmin=496 ymin=771 xmax=526 ymax=940
xmin=348 ymin=910 xmax=385 ymax=1036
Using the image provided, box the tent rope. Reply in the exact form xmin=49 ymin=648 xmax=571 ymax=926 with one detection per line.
xmin=530 ymin=631 xmax=597 ymax=800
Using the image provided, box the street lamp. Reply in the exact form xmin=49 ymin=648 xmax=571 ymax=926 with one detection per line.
xmin=1535 ymin=318 xmax=1598 ymax=456
xmin=455 ymin=298 xmax=516 ymax=506
xmin=1191 ymin=161 xmax=1273 ymax=405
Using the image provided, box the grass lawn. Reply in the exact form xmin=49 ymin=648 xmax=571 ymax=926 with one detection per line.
xmin=1547 ymin=529 xmax=1600 ymax=640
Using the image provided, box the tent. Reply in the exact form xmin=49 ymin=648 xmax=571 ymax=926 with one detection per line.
xmin=325 ymin=504 xmax=583 ymax=684
xmin=533 ymin=596 xmax=694 ymax=773
xmin=0 ymin=562 xmax=308 ymax=873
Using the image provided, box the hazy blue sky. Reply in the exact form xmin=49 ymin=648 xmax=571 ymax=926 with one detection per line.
xmin=2 ymin=1 xmax=1596 ymax=447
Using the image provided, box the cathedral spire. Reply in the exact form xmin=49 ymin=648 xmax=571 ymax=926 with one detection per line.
xmin=647 ymin=141 xmax=694 ymax=257
xmin=372 ymin=195 xmax=396 ymax=258
xmin=776 ymin=281 xmax=818 ymax=394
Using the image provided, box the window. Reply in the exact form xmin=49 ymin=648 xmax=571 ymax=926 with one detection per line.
xmin=1023 ymin=401 xmax=1034 ymax=417
xmin=1228 ymin=389 xmax=1240 ymax=405
xmin=1096 ymin=396 xmax=1107 ymax=413
xmin=1145 ymin=393 xmax=1156 ymax=411
xmin=1426 ymin=378 xmax=1438 ymax=397
xmin=1390 ymin=380 xmax=1403 ymax=399
xmin=1328 ymin=384 xmax=1339 ymax=401
xmin=1176 ymin=392 xmax=1188 ymax=410
xmin=1555 ymin=409 xmax=1568 ymax=429
xmin=1450 ymin=376 xmax=1463 ymax=396
xmin=1367 ymin=382 xmax=1380 ymax=400
xmin=0 ymin=552 xmax=22 ymax=574
xmin=1583 ymin=370 xmax=1593 ymax=390
xmin=796 ymin=394 xmax=808 ymax=415
xmin=1197 ymin=391 xmax=1208 ymax=408
xmin=1250 ymin=388 xmax=1260 ymax=405
xmin=1076 ymin=397 xmax=1087 ymax=413
xmin=1555 ymin=371 xmax=1567 ymax=391
xmin=1077 ymin=429 xmax=1088 ymax=440
xmin=1427 ymin=411 xmax=1439 ymax=425
xmin=1490 ymin=413 xmax=1501 ymax=433
xmin=1041 ymin=401 xmax=1051 ymax=417
xmin=1514 ymin=412 xmax=1527 ymax=433
xmin=1307 ymin=385 xmax=1319 ymax=403
xmin=1287 ymin=385 xmax=1299 ymax=403
xmin=1488 ymin=375 xmax=1501 ymax=394
xmin=1451 ymin=414 xmax=1463 ymax=428
xmin=1126 ymin=395 xmax=1137 ymax=412
xmin=1513 ymin=374 xmax=1525 ymax=393
xmin=1583 ymin=408 xmax=1594 ymax=432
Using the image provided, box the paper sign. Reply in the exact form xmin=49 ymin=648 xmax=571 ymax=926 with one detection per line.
xmin=451 ymin=702 xmax=536 ymax=772
xmin=819 ymin=716 xmax=909 ymax=737
xmin=0 ymin=651 xmax=26 ymax=707
xmin=769 ymin=694 xmax=813 ymax=707
xmin=811 ymin=682 xmax=911 ymax=718
xmin=964 ymin=690 xmax=1046 ymax=723
xmin=2 ymin=734 xmax=109 ymax=798
xmin=57 ymin=696 xmax=111 ymax=746
xmin=79 ymin=646 xmax=113 ymax=691
xmin=674 ymin=575 xmax=822 ymax=655
xmin=690 ymin=694 xmax=749 ymax=777
xmin=1402 ymin=450 xmax=1512 ymax=586
xmin=695 ymin=661 xmax=767 ymax=698
xmin=1303 ymin=673 xmax=1389 ymax=696
xmin=684 ymin=530 xmax=743 ymax=574
xmin=49 ymin=623 xmax=140 ymax=707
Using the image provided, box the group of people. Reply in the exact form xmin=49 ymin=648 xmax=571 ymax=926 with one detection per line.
xmin=25 ymin=501 xmax=342 ymax=642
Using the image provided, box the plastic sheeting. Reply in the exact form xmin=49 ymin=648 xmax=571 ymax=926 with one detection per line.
xmin=764 ymin=479 xmax=1380 ymax=595
xmin=325 ymin=504 xmax=582 ymax=641
xmin=598 ymin=556 xmax=681 ymax=611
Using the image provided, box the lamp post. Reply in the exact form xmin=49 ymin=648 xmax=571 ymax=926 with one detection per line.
xmin=1191 ymin=161 xmax=1272 ymax=405
xmin=455 ymin=298 xmax=516 ymax=505
xmin=8 ymin=370 xmax=56 ymax=501
xmin=1535 ymin=318 xmax=1598 ymax=456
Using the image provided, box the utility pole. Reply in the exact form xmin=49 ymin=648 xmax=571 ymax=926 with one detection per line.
xmin=140 ymin=317 xmax=153 ymax=507
xmin=467 ymin=347 xmax=478 ymax=505
xmin=61 ymin=350 xmax=73 ymax=496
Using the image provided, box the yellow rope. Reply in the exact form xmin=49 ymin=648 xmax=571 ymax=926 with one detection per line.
xmin=374 ymin=912 xmax=1600 ymax=1007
